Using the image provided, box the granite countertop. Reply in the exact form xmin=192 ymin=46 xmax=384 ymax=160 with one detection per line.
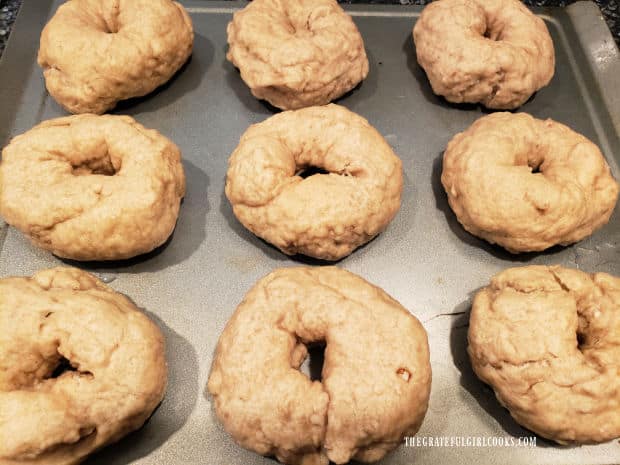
xmin=0 ymin=0 xmax=618 ymax=59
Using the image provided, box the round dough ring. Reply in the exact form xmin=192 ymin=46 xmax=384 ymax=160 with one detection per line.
xmin=38 ymin=0 xmax=194 ymax=114
xmin=413 ymin=0 xmax=555 ymax=109
xmin=0 ymin=114 xmax=186 ymax=261
xmin=0 ymin=267 xmax=167 ymax=465
xmin=469 ymin=265 xmax=620 ymax=443
xmin=441 ymin=112 xmax=618 ymax=253
xmin=226 ymin=0 xmax=369 ymax=110
xmin=208 ymin=266 xmax=431 ymax=465
xmin=225 ymin=104 xmax=403 ymax=261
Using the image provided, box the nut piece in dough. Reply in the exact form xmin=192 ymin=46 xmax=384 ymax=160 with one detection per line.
xmin=226 ymin=0 xmax=369 ymax=110
xmin=225 ymin=104 xmax=403 ymax=261
xmin=208 ymin=266 xmax=431 ymax=464
xmin=0 ymin=114 xmax=186 ymax=261
xmin=0 ymin=267 xmax=167 ymax=465
xmin=413 ymin=0 xmax=555 ymax=109
xmin=38 ymin=0 xmax=194 ymax=114
xmin=469 ymin=265 xmax=620 ymax=443
xmin=441 ymin=112 xmax=619 ymax=253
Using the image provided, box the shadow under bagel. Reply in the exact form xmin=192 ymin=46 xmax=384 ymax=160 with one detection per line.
xmin=56 ymin=159 xmax=209 ymax=274
xmin=401 ymin=29 xmax=543 ymax=114
xmin=219 ymin=187 xmax=383 ymax=267
xmin=109 ymin=33 xmax=215 ymax=117
xmin=84 ymin=307 xmax=200 ymax=465
xmin=219 ymin=156 xmax=409 ymax=266
xmin=430 ymin=151 xmax=573 ymax=263
xmin=222 ymin=35 xmax=377 ymax=115
xmin=449 ymin=294 xmax=584 ymax=450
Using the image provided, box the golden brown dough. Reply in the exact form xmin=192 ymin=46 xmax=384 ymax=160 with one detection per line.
xmin=225 ymin=104 xmax=403 ymax=260
xmin=226 ymin=0 xmax=369 ymax=110
xmin=0 ymin=115 xmax=186 ymax=261
xmin=208 ymin=266 xmax=431 ymax=465
xmin=413 ymin=0 xmax=554 ymax=109
xmin=469 ymin=265 xmax=620 ymax=444
xmin=38 ymin=0 xmax=194 ymax=114
xmin=0 ymin=267 xmax=167 ymax=465
xmin=441 ymin=112 xmax=618 ymax=253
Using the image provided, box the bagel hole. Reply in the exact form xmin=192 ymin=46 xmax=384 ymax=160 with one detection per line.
xmin=71 ymin=157 xmax=118 ymax=177
xmin=47 ymin=356 xmax=93 ymax=379
xmin=296 ymin=166 xmax=330 ymax=179
xmin=48 ymin=356 xmax=78 ymax=379
xmin=298 ymin=342 xmax=325 ymax=382
xmin=103 ymin=24 xmax=118 ymax=34
xmin=529 ymin=162 xmax=542 ymax=174
xmin=483 ymin=22 xmax=504 ymax=41
xmin=577 ymin=331 xmax=587 ymax=350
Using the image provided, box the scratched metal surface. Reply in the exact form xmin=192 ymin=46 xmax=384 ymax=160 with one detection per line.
xmin=0 ymin=1 xmax=619 ymax=464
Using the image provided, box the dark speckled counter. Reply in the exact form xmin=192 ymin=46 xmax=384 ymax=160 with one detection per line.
xmin=0 ymin=0 xmax=618 ymax=58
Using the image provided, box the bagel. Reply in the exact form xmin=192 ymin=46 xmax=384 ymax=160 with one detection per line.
xmin=38 ymin=0 xmax=193 ymax=114
xmin=208 ymin=266 xmax=431 ymax=464
xmin=225 ymin=104 xmax=403 ymax=260
xmin=413 ymin=0 xmax=554 ymax=109
xmin=226 ymin=0 xmax=369 ymax=110
xmin=0 ymin=267 xmax=166 ymax=465
xmin=0 ymin=114 xmax=186 ymax=261
xmin=468 ymin=265 xmax=620 ymax=443
xmin=441 ymin=112 xmax=619 ymax=253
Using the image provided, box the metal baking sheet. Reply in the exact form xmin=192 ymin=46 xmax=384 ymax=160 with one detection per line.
xmin=1 ymin=1 xmax=619 ymax=464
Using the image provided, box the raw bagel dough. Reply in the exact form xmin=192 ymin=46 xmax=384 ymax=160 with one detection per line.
xmin=225 ymin=104 xmax=403 ymax=260
xmin=0 ymin=267 xmax=167 ymax=465
xmin=208 ymin=266 xmax=431 ymax=464
xmin=469 ymin=265 xmax=620 ymax=443
xmin=38 ymin=0 xmax=194 ymax=114
xmin=413 ymin=0 xmax=554 ymax=109
xmin=0 ymin=115 xmax=186 ymax=261
xmin=226 ymin=0 xmax=369 ymax=110
xmin=441 ymin=112 xmax=618 ymax=253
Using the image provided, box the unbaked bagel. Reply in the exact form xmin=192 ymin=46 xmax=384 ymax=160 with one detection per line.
xmin=226 ymin=0 xmax=369 ymax=110
xmin=225 ymin=104 xmax=403 ymax=260
xmin=413 ymin=0 xmax=554 ymax=109
xmin=208 ymin=266 xmax=431 ymax=465
xmin=469 ymin=265 xmax=620 ymax=443
xmin=441 ymin=112 xmax=619 ymax=253
xmin=0 ymin=114 xmax=186 ymax=261
xmin=38 ymin=0 xmax=194 ymax=114
xmin=0 ymin=267 xmax=167 ymax=465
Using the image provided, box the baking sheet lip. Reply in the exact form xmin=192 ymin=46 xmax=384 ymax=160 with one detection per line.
xmin=186 ymin=6 xmax=421 ymax=17
xmin=0 ymin=0 xmax=54 ymax=147
xmin=567 ymin=0 xmax=620 ymax=134
xmin=540 ymin=13 xmax=617 ymax=160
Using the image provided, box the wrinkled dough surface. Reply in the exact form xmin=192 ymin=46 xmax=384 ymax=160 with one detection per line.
xmin=0 ymin=114 xmax=186 ymax=261
xmin=208 ymin=267 xmax=431 ymax=464
xmin=38 ymin=0 xmax=193 ymax=114
xmin=413 ymin=0 xmax=554 ymax=109
xmin=468 ymin=266 xmax=620 ymax=443
xmin=441 ymin=112 xmax=618 ymax=253
xmin=227 ymin=0 xmax=369 ymax=110
xmin=225 ymin=104 xmax=403 ymax=260
xmin=0 ymin=267 xmax=167 ymax=465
